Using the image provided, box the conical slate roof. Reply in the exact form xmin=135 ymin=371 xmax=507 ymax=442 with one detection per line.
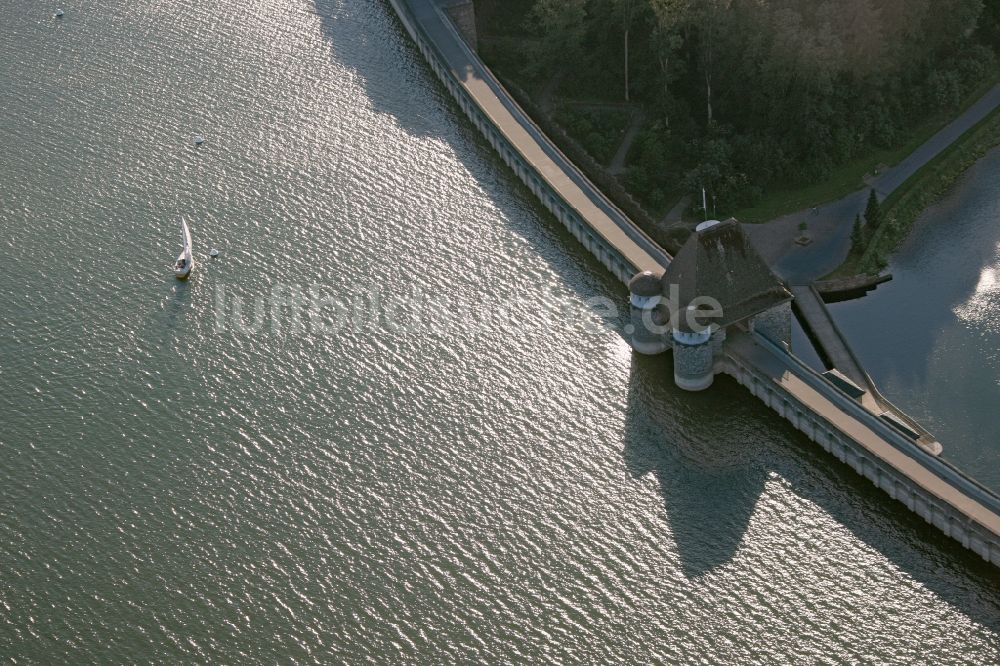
xmin=662 ymin=219 xmax=791 ymax=328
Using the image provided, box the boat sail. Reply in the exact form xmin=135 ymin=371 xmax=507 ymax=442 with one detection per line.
xmin=174 ymin=220 xmax=193 ymax=279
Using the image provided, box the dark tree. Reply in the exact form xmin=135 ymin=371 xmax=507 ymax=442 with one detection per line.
xmin=864 ymin=189 xmax=881 ymax=230
xmin=851 ymin=213 xmax=864 ymax=248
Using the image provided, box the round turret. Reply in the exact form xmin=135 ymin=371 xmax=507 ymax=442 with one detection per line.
xmin=629 ymin=271 xmax=661 ymax=298
xmin=672 ymin=306 xmax=715 ymax=391
xmin=628 ymin=271 xmax=669 ymax=355
xmin=629 ymin=270 xmax=662 ymax=310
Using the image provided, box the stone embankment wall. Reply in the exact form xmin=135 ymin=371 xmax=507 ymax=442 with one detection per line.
xmin=725 ymin=334 xmax=1000 ymax=566
xmin=386 ymin=0 xmax=658 ymax=285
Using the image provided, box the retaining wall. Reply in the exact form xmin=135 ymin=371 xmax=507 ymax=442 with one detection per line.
xmin=724 ymin=334 xmax=1000 ymax=566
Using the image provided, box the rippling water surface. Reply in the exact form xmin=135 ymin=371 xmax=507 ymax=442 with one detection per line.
xmin=1 ymin=0 xmax=998 ymax=662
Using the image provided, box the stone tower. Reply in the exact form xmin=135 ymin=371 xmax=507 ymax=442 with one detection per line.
xmin=660 ymin=219 xmax=791 ymax=391
xmin=628 ymin=270 xmax=670 ymax=355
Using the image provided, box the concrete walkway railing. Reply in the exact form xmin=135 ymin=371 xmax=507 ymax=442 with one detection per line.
xmin=745 ymin=331 xmax=1000 ymax=517
xmin=388 ymin=0 xmax=671 ymax=280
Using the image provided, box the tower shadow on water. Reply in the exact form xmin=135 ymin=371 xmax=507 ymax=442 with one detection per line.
xmin=622 ymin=352 xmax=769 ymax=579
xmin=313 ymin=0 xmax=1000 ymax=628
xmin=622 ymin=352 xmax=1000 ymax=630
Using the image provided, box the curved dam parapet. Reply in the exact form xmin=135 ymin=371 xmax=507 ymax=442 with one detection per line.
xmin=386 ymin=0 xmax=671 ymax=285
xmin=386 ymin=0 xmax=1000 ymax=566
xmin=725 ymin=331 xmax=1000 ymax=566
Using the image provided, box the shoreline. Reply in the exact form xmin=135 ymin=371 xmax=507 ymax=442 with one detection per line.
xmin=826 ymin=104 xmax=1000 ymax=282
xmin=388 ymin=0 xmax=1000 ymax=567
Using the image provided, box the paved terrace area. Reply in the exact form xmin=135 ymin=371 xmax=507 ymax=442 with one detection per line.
xmin=404 ymin=0 xmax=671 ymax=277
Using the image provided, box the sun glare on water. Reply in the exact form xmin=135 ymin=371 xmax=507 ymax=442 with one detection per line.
xmin=953 ymin=242 xmax=1000 ymax=333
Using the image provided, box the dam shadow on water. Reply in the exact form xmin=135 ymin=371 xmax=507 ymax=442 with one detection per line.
xmin=312 ymin=0 xmax=456 ymax=139
xmin=623 ymin=352 xmax=1000 ymax=629
xmin=312 ymin=0 xmax=1000 ymax=630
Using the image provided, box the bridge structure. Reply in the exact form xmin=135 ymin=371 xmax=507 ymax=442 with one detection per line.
xmin=386 ymin=0 xmax=1000 ymax=566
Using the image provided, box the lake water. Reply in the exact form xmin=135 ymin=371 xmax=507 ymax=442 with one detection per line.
xmin=829 ymin=149 xmax=1000 ymax=493
xmin=1 ymin=0 xmax=998 ymax=662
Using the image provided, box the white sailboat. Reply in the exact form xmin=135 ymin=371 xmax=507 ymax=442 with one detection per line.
xmin=174 ymin=220 xmax=193 ymax=279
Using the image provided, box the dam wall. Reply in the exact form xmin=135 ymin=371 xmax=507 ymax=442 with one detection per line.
xmin=385 ymin=0 xmax=671 ymax=286
xmin=387 ymin=0 xmax=1000 ymax=566
xmin=724 ymin=332 xmax=1000 ymax=565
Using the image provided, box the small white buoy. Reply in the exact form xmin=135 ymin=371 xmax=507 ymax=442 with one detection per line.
xmin=209 ymin=249 xmax=220 ymax=258
xmin=54 ymin=9 xmax=64 ymax=17
xmin=193 ymin=134 xmax=205 ymax=145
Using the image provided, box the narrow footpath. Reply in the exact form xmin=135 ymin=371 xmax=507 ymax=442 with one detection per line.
xmin=609 ymin=108 xmax=644 ymax=176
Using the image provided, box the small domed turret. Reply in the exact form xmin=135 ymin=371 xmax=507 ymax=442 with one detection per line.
xmin=628 ymin=270 xmax=669 ymax=355
xmin=628 ymin=271 xmax=661 ymax=298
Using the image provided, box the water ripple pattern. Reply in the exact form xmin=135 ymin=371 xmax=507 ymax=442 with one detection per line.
xmin=0 ymin=0 xmax=998 ymax=663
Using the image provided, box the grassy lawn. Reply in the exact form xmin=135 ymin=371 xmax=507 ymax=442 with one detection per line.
xmin=823 ymin=102 xmax=1000 ymax=280
xmin=733 ymin=69 xmax=1000 ymax=224
xmin=822 ymin=252 xmax=865 ymax=282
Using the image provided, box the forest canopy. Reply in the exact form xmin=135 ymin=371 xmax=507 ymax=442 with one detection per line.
xmin=518 ymin=0 xmax=1000 ymax=212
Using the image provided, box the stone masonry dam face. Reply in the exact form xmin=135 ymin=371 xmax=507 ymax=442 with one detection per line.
xmin=386 ymin=0 xmax=1000 ymax=566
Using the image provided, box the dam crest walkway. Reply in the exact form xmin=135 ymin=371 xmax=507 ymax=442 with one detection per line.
xmin=388 ymin=0 xmax=1000 ymax=565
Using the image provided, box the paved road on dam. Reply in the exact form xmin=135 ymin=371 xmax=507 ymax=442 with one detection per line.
xmin=404 ymin=0 xmax=670 ymax=278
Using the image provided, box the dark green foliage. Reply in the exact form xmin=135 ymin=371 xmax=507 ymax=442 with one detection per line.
xmin=851 ymin=213 xmax=864 ymax=249
xmin=681 ymin=127 xmax=761 ymax=211
xmin=552 ymin=105 xmax=631 ymax=164
xmin=524 ymin=0 xmax=587 ymax=74
xmin=492 ymin=0 xmax=1000 ymax=218
xmin=624 ymin=124 xmax=686 ymax=210
xmin=927 ymin=69 xmax=964 ymax=112
xmin=477 ymin=36 xmax=537 ymax=87
xmin=865 ymin=189 xmax=882 ymax=230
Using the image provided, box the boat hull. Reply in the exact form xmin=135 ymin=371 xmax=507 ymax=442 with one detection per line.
xmin=174 ymin=220 xmax=193 ymax=279
xmin=175 ymin=252 xmax=192 ymax=279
